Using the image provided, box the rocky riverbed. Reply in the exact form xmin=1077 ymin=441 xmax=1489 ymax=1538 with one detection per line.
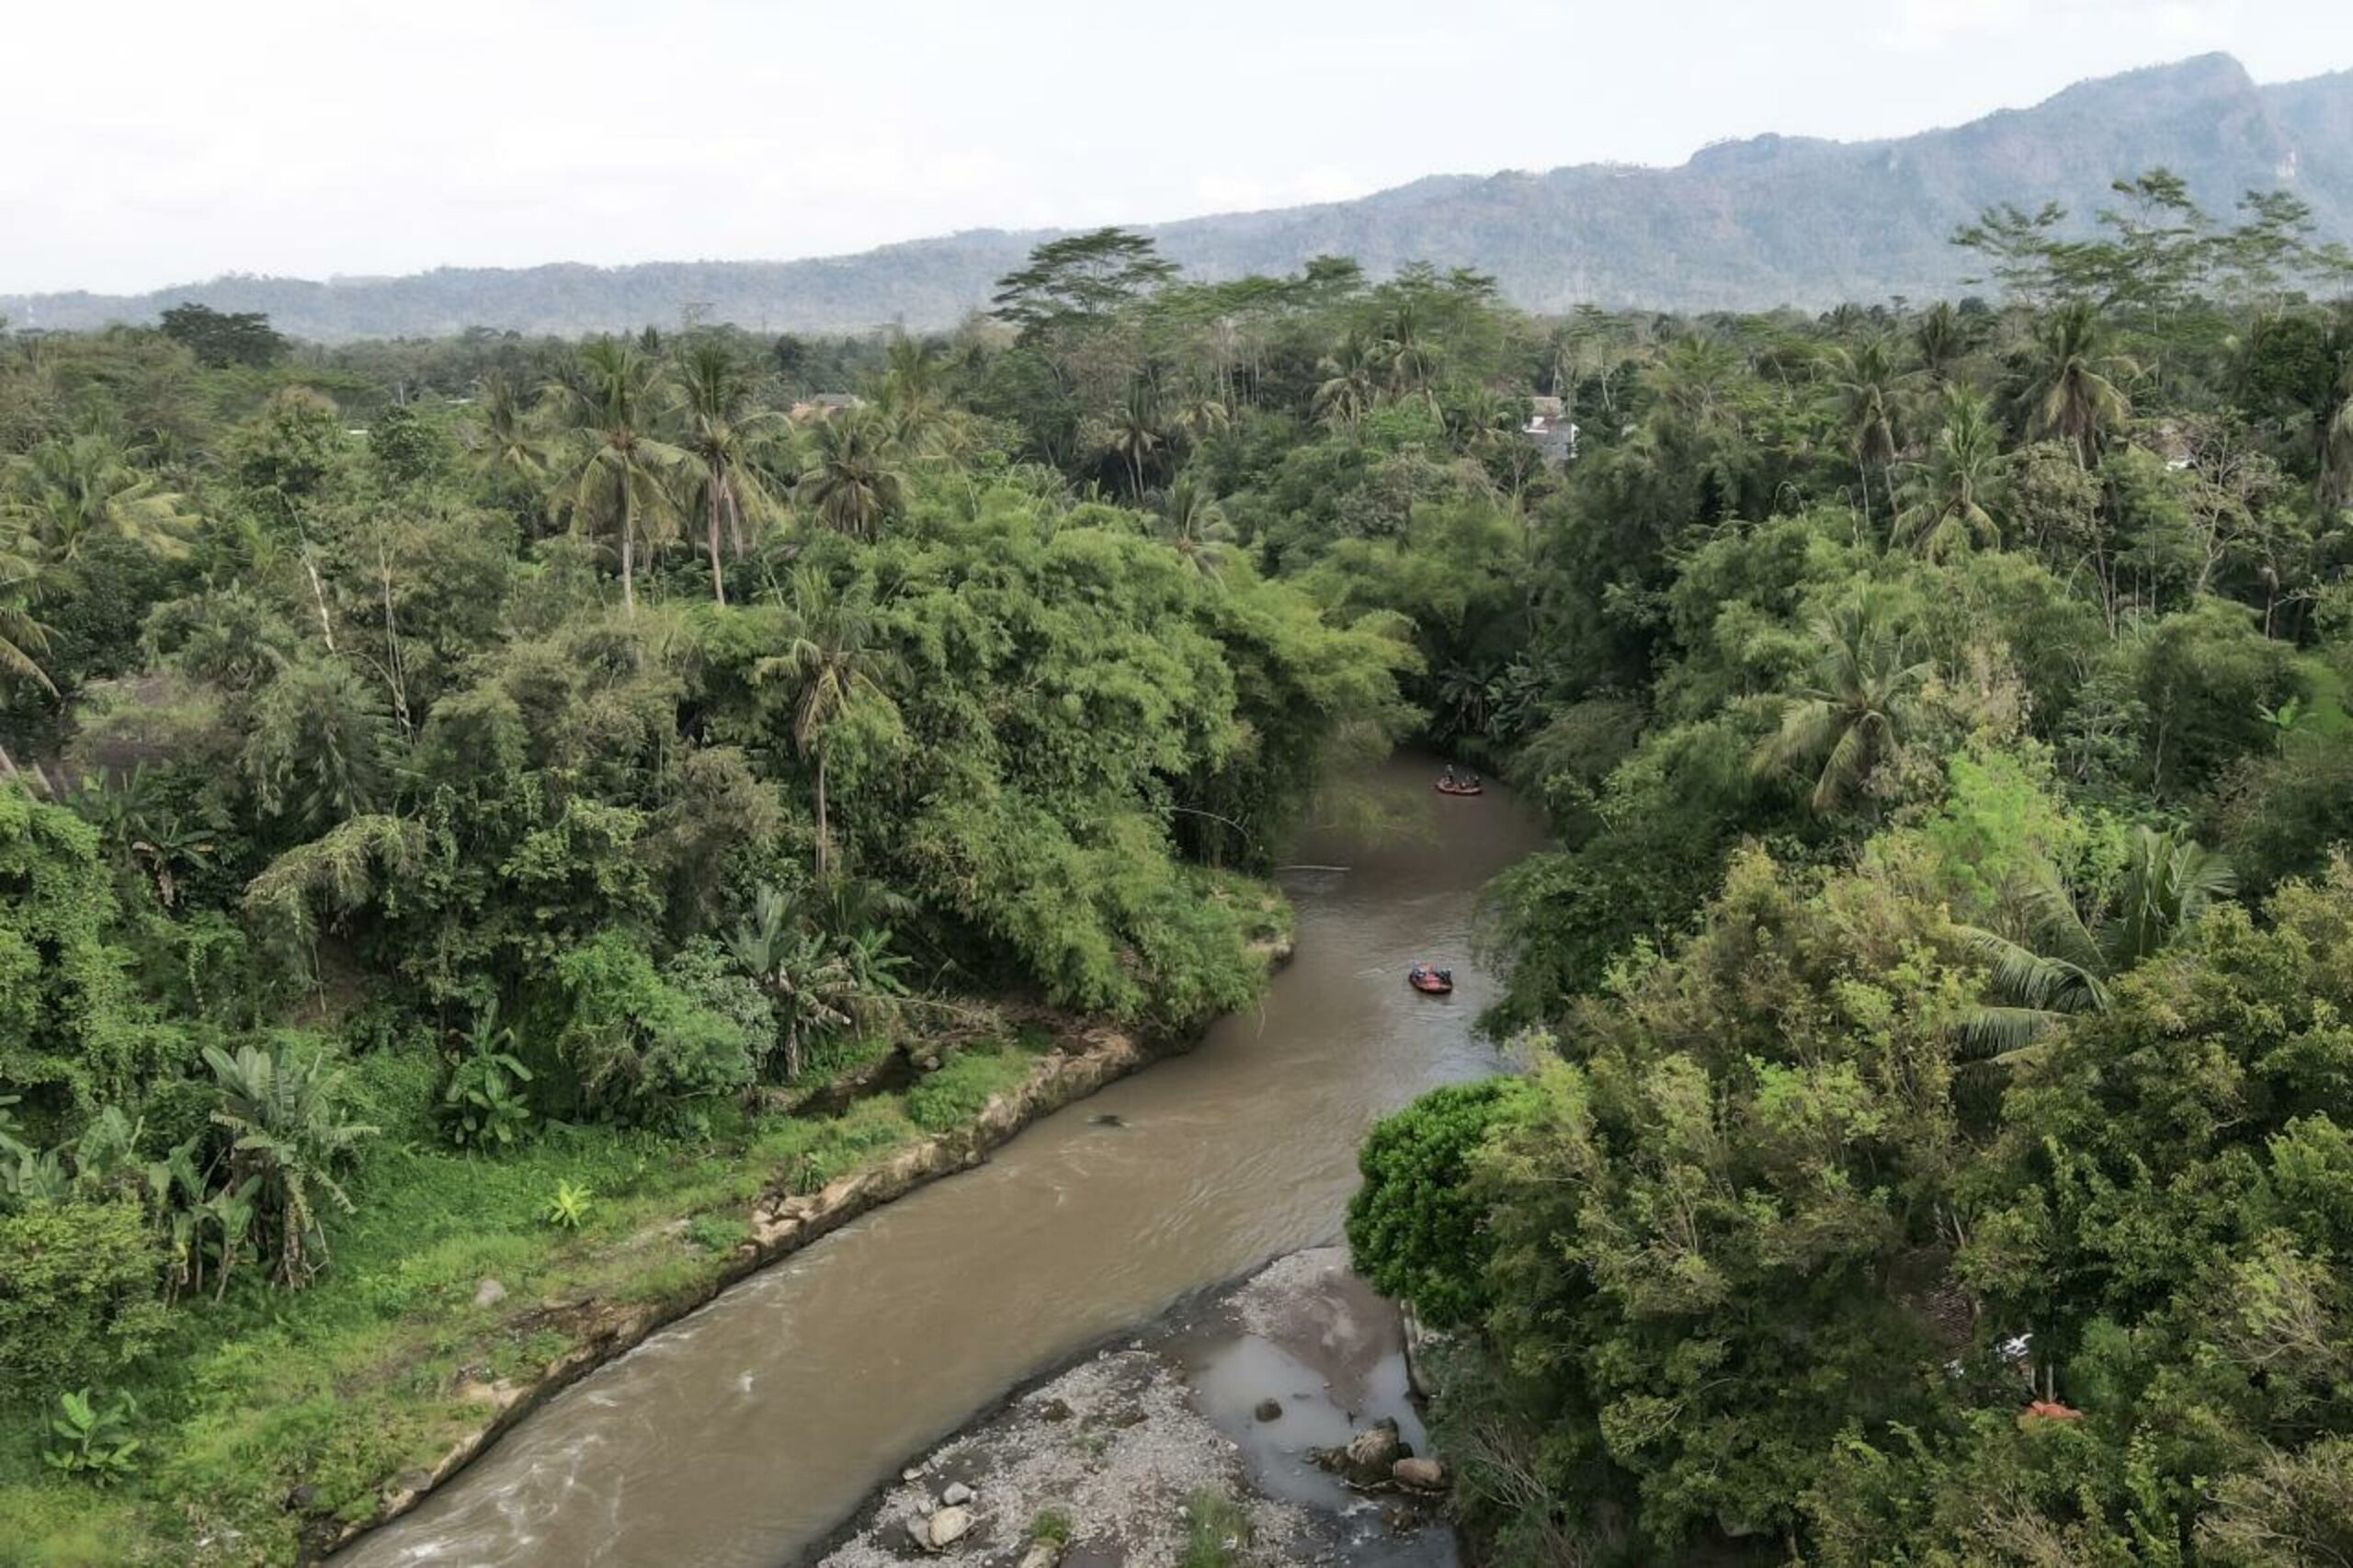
xmin=814 ymin=1247 xmax=1455 ymax=1567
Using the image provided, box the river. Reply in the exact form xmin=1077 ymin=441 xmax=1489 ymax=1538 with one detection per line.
xmin=337 ymin=756 xmax=1545 ymax=1567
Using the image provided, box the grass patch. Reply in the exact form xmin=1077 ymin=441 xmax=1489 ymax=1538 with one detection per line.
xmin=902 ymin=1041 xmax=1038 ymax=1134
xmin=1029 ymin=1506 xmax=1074 ymax=1545
xmin=2295 ymin=653 xmax=2352 ymax=738
xmin=0 ymin=1054 xmax=1002 ymax=1563
xmin=1180 ymin=1486 xmax=1253 ymax=1568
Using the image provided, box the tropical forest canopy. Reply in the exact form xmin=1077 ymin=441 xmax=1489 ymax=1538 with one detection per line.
xmin=1 ymin=162 xmax=2352 ymax=1562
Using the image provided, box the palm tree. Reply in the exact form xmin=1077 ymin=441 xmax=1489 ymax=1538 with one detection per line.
xmin=674 ymin=340 xmax=784 ymax=602
xmin=460 ymin=370 xmax=549 ymax=493
xmin=1107 ymin=381 xmax=1165 ymax=497
xmin=1151 ymin=473 xmax=1238 ymax=578
xmin=1171 ymin=386 xmax=1232 ymax=449
xmin=0 ymin=531 xmax=55 ymax=699
xmin=1912 ymin=301 xmax=1970 ymax=384
xmin=2021 ymin=301 xmax=2135 ymax=468
xmin=1961 ymin=827 xmax=2236 ymax=1056
xmin=794 ymin=407 xmax=904 ymax=538
xmin=1829 ymin=338 xmax=1904 ymax=531
xmin=756 ymin=571 xmax=901 ymax=878
xmin=3 ymin=426 xmax=196 ymax=564
xmin=1313 ymin=331 xmax=1380 ymax=430
xmin=726 ymin=886 xmax=850 ymax=1082
xmin=1753 ymin=600 xmax=1931 ymax=812
xmin=202 ymin=1040 xmax=377 ymax=1289
xmin=544 ymin=337 xmax=686 ymax=615
xmin=1381 ymin=301 xmax=1439 ymax=405
xmin=1898 ymin=387 xmax=2006 ymax=559
xmin=2317 ymin=313 xmax=2353 ymax=514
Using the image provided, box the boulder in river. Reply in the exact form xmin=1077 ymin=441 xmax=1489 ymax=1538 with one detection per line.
xmin=940 ymin=1481 xmax=972 ymax=1507
xmin=1254 ymin=1398 xmax=1284 ymax=1422
xmin=1392 ymin=1457 xmax=1448 ymax=1491
xmin=926 ymin=1505 xmax=973 ymax=1549
xmin=1340 ymin=1419 xmax=1406 ymax=1485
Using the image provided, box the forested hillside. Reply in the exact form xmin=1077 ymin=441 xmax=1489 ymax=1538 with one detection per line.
xmin=4 ymin=158 xmax=2353 ymax=1563
xmin=7 ymin=53 xmax=2351 ymax=338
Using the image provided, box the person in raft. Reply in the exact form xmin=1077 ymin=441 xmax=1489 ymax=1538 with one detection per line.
xmin=1440 ymin=764 xmax=1458 ymax=787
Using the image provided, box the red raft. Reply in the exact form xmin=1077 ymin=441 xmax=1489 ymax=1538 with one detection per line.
xmin=1408 ymin=963 xmax=1455 ymax=995
xmin=1435 ymin=777 xmax=1483 ymax=797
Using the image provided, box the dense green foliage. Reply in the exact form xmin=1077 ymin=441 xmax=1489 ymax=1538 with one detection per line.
xmin=1336 ymin=172 xmax=2353 ymax=1562
xmin=6 ymin=142 xmax=2353 ymax=1562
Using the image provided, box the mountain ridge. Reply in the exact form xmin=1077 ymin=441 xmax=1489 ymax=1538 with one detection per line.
xmin=8 ymin=52 xmax=2350 ymax=340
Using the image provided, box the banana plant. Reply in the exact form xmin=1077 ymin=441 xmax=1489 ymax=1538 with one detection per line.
xmin=438 ymin=999 xmax=537 ymax=1151
xmin=43 ymin=1389 xmax=142 ymax=1485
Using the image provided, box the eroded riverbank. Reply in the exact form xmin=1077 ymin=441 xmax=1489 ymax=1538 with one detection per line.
xmin=339 ymin=759 xmax=1543 ymax=1568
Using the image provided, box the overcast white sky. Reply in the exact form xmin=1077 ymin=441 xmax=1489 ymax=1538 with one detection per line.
xmin=7 ymin=0 xmax=2351 ymax=295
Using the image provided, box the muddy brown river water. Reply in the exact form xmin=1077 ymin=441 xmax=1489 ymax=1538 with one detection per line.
xmin=337 ymin=757 xmax=1545 ymax=1567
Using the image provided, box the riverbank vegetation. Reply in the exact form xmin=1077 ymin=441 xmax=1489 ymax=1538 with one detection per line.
xmin=5 ymin=163 xmax=2353 ymax=1562
xmin=1347 ymin=178 xmax=2353 ymax=1561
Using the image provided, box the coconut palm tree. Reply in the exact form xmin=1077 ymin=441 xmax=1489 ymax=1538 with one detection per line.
xmin=201 ymin=1040 xmax=377 ymax=1289
xmin=1960 ymin=827 xmax=2236 ymax=1057
xmin=1898 ymin=387 xmax=2006 ymax=559
xmin=0 ymin=531 xmax=55 ymax=699
xmin=1829 ymin=338 xmax=1905 ymax=531
xmin=2317 ymin=313 xmax=2353 ymax=514
xmin=544 ymin=338 xmax=686 ymax=615
xmin=674 ymin=340 xmax=784 ymax=602
xmin=1912 ymin=301 xmax=1971 ymax=384
xmin=756 ymin=571 xmax=901 ymax=879
xmin=1313 ymin=330 xmax=1381 ymax=431
xmin=1753 ymin=600 xmax=1931 ymax=812
xmin=794 ymin=407 xmax=904 ymax=538
xmin=2020 ymin=301 xmax=2135 ymax=468
xmin=1106 ymin=381 xmax=1165 ymax=497
xmin=461 ymin=370 xmax=548 ymax=492
xmin=4 ymin=426 xmax=196 ymax=564
xmin=1380 ymin=301 xmax=1439 ymax=405
xmin=1152 ymin=473 xmax=1238 ymax=578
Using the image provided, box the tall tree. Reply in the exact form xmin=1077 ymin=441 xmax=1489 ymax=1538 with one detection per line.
xmin=2020 ymin=301 xmax=2135 ymax=468
xmin=544 ymin=337 xmax=684 ymax=615
xmin=1829 ymin=338 xmax=1904 ymax=532
xmin=793 ymin=407 xmax=904 ymax=539
xmin=673 ymin=340 xmax=782 ymax=602
xmin=1312 ymin=330 xmax=1381 ymax=430
xmin=756 ymin=571 xmax=901 ymax=879
xmin=1753 ymin=600 xmax=1931 ymax=812
xmin=1106 ymin=381 xmax=1165 ymax=497
xmin=1898 ymin=387 xmax=2006 ymax=558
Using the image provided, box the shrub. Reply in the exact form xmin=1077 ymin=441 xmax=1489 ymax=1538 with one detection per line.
xmin=1346 ymin=1075 xmax=1535 ymax=1327
xmin=0 ymin=1199 xmax=165 ymax=1400
xmin=551 ymin=933 xmax=754 ymax=1124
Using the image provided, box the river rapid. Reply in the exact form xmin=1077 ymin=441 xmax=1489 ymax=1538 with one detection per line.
xmin=337 ymin=756 xmax=1546 ymax=1567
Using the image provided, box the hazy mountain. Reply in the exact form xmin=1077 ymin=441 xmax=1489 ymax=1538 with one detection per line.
xmin=8 ymin=52 xmax=2348 ymax=341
